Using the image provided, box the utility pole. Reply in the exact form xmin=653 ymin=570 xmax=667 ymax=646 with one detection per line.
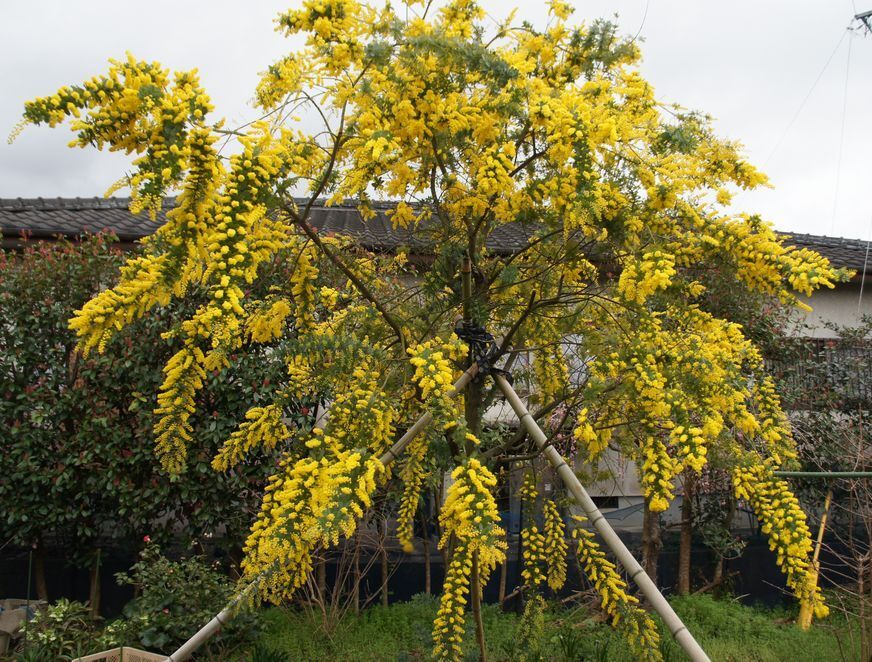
xmin=855 ymin=9 xmax=872 ymax=33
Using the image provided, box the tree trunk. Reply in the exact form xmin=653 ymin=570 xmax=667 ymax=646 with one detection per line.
xmin=88 ymin=548 xmax=101 ymax=618
xmin=710 ymin=492 xmax=736 ymax=589
xmin=317 ymin=555 xmax=327 ymax=600
xmin=462 ymin=255 xmax=488 ymax=662
xmin=465 ymin=378 xmax=483 ymax=439
xmin=352 ymin=533 xmax=361 ymax=614
xmin=33 ymin=541 xmax=49 ymax=602
xmin=677 ymin=473 xmax=695 ymax=595
xmin=642 ymin=504 xmax=662 ymax=586
xmin=420 ymin=509 xmax=431 ymax=595
xmin=498 ymin=558 xmax=507 ymax=604
xmin=378 ymin=517 xmax=389 ymax=607
xmin=471 ymin=552 xmax=488 ymax=662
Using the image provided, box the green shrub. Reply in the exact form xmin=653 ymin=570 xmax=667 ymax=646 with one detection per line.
xmin=111 ymin=543 xmax=258 ymax=655
xmin=16 ymin=599 xmax=97 ymax=661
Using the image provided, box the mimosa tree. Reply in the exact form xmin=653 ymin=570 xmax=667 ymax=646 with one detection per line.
xmin=14 ymin=1 xmax=845 ymax=658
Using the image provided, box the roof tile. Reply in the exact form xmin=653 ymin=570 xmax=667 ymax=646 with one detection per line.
xmin=1 ymin=197 xmax=868 ymax=272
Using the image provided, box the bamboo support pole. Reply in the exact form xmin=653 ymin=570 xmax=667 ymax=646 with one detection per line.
xmin=797 ymin=488 xmax=833 ymax=630
xmin=167 ymin=363 xmax=479 ymax=662
xmin=493 ymin=374 xmax=710 ymax=662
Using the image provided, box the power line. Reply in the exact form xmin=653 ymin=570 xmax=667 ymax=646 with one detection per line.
xmin=859 ymin=217 xmax=871 ymax=313
xmin=629 ymin=0 xmax=650 ymax=45
xmin=764 ymin=30 xmax=848 ymax=168
xmin=829 ymin=30 xmax=854 ymax=235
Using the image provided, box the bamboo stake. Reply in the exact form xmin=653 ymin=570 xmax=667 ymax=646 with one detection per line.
xmin=167 ymin=363 xmax=479 ymax=662
xmin=797 ymin=488 xmax=833 ymax=630
xmin=493 ymin=374 xmax=710 ymax=662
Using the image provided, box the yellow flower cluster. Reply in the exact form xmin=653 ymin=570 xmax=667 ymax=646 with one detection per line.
xmin=286 ymin=354 xmax=314 ymax=394
xmin=519 ymin=472 xmax=547 ymax=591
xmin=732 ymin=460 xmax=828 ymax=618
xmin=70 ymin=254 xmax=172 ymax=354
xmin=152 ymin=346 xmax=206 ymax=473
xmin=473 ymin=144 xmax=516 ymax=198
xmin=386 ymin=201 xmax=417 ymax=229
xmin=532 ymin=348 xmax=569 ymax=406
xmin=618 ymin=251 xmax=677 ymax=305
xmin=243 ymin=448 xmax=384 ymax=602
xmin=433 ymin=459 xmax=506 ymax=660
xmin=640 ymin=435 xmax=679 ymax=513
xmin=669 ymin=424 xmax=708 ymax=474
xmin=407 ymin=335 xmax=467 ymax=416
xmin=522 ymin=523 xmax=547 ymax=592
xmin=290 ymin=243 xmax=319 ymax=331
xmin=212 ymin=404 xmax=291 ymax=472
xmin=438 ymin=459 xmax=506 ymax=568
xmin=277 ymin=0 xmax=365 ymax=73
xmin=19 ymin=54 xmax=215 ymax=216
xmin=317 ymin=362 xmax=397 ymax=458
xmin=573 ymin=407 xmax=607 ymax=463
xmin=543 ymin=500 xmax=567 ymax=591
xmin=587 ymin=305 xmax=798 ymax=513
xmin=397 ymin=434 xmax=430 ymax=553
xmin=246 ymin=299 xmax=293 ymax=343
xmin=527 ymin=315 xmax=569 ymax=405
xmin=572 ymin=516 xmax=662 ymax=661
xmin=702 ymin=218 xmax=842 ymax=309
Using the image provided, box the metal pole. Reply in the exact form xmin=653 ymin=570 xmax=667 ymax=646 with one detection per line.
xmin=774 ymin=471 xmax=872 ymax=478
xmin=167 ymin=363 xmax=479 ymax=662
xmin=493 ymin=374 xmax=710 ymax=662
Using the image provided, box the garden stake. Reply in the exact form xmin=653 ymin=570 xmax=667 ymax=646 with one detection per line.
xmin=493 ymin=373 xmax=711 ymax=662
xmin=167 ymin=363 xmax=480 ymax=662
xmin=798 ymin=488 xmax=833 ymax=630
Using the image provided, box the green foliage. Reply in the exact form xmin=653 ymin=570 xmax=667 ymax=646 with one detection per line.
xmin=0 ymin=235 xmax=288 ymax=567
xmin=253 ymin=593 xmax=855 ymax=662
xmin=664 ymin=593 xmax=856 ymax=661
xmin=0 ymin=236 xmax=122 ymax=562
xmin=110 ymin=543 xmax=258 ymax=655
xmin=516 ymin=594 xmax=547 ymax=661
xmin=10 ymin=546 xmax=258 ymax=660
xmin=17 ymin=598 xmax=98 ymax=661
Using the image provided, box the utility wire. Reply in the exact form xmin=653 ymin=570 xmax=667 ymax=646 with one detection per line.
xmin=830 ymin=31 xmax=854 ymax=235
xmin=628 ymin=0 xmax=650 ymax=45
xmin=763 ymin=30 xmax=848 ymax=168
xmin=858 ymin=216 xmax=871 ymax=313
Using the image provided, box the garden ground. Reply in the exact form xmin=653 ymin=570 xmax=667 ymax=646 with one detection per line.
xmin=251 ymin=592 xmax=857 ymax=661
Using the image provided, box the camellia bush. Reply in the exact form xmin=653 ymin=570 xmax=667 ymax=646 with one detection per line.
xmin=13 ymin=1 xmax=849 ymax=658
xmin=0 ymin=235 xmax=288 ymax=607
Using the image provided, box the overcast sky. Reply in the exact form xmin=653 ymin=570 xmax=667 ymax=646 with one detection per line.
xmin=1 ymin=1 xmax=870 ymax=240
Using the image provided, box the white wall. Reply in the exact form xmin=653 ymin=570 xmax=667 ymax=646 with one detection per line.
xmin=797 ymin=281 xmax=871 ymax=338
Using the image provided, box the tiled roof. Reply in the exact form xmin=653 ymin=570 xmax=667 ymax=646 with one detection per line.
xmin=0 ymin=196 xmax=536 ymax=255
xmin=0 ymin=197 xmax=165 ymax=242
xmin=1 ymin=197 xmax=869 ymax=273
xmin=779 ymin=232 xmax=871 ymax=273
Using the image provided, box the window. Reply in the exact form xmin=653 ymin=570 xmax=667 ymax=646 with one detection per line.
xmin=591 ymin=495 xmax=620 ymax=510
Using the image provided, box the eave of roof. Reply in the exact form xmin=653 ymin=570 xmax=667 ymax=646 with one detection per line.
xmin=1 ymin=196 xmax=869 ymax=274
xmin=0 ymin=196 xmax=536 ymax=256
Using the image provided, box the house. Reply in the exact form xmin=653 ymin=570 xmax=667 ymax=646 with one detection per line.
xmin=2 ymin=196 xmax=870 ymax=532
xmin=2 ymin=196 xmax=869 ymax=327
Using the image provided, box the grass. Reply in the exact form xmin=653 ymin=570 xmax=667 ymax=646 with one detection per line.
xmin=250 ymin=592 xmax=857 ymax=661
